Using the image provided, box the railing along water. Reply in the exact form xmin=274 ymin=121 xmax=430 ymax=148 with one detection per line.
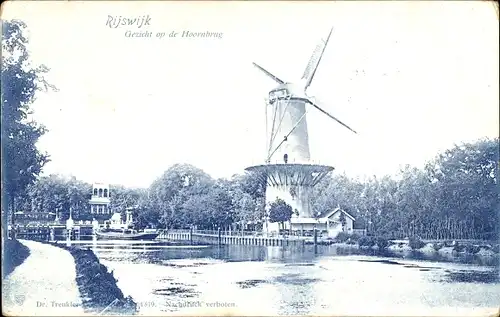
xmin=160 ymin=229 xmax=306 ymax=247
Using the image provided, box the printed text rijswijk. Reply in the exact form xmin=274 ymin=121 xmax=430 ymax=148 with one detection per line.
xmin=106 ymin=15 xmax=151 ymax=28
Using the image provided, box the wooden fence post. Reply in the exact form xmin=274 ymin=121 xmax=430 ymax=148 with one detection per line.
xmin=218 ymin=227 xmax=222 ymax=246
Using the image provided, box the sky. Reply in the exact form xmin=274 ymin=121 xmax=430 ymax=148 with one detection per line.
xmin=2 ymin=1 xmax=499 ymax=188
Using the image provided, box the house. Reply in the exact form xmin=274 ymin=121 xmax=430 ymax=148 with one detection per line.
xmin=263 ymin=207 xmax=358 ymax=238
xmin=89 ymin=183 xmax=112 ymax=216
xmin=294 ymin=207 xmax=356 ymax=238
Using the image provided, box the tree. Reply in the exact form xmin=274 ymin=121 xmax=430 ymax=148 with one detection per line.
xmin=109 ymin=185 xmax=147 ymax=221
xmin=426 ymin=139 xmax=499 ymax=240
xmin=65 ymin=176 xmax=92 ymax=219
xmin=148 ymin=164 xmax=215 ymax=229
xmin=1 ymin=20 xmax=56 ymax=241
xmin=132 ymin=198 xmax=160 ymax=230
xmin=223 ymin=175 xmax=259 ymax=231
xmin=26 ymin=174 xmax=91 ymax=220
xmin=228 ymin=172 xmax=267 ymax=229
xmin=338 ymin=211 xmax=347 ymax=232
xmin=209 ymin=182 xmax=236 ymax=230
xmin=268 ymin=198 xmax=293 ymax=233
xmin=234 ymin=192 xmax=257 ymax=231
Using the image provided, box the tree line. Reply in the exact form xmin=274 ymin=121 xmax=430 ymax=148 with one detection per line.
xmin=311 ymin=138 xmax=499 ymax=240
xmin=2 ymin=19 xmax=498 ymax=242
xmin=12 ymin=165 xmax=268 ymax=230
xmin=10 ymin=137 xmax=499 ymax=241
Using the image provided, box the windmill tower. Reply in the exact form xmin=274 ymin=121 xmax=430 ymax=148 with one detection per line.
xmin=245 ymin=27 xmax=356 ymax=232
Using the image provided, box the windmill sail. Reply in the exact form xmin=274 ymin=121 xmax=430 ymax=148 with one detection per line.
xmin=252 ymin=62 xmax=285 ymax=84
xmin=301 ymin=27 xmax=334 ymax=90
xmin=307 ymin=99 xmax=357 ymax=134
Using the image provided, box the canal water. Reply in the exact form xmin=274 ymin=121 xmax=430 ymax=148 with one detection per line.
xmin=80 ymin=241 xmax=499 ymax=316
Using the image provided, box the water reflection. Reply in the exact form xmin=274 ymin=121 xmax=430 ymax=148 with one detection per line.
xmin=446 ymin=270 xmax=499 ymax=283
xmin=76 ymin=242 xmax=500 ymax=316
xmin=75 ymin=241 xmax=499 ymax=267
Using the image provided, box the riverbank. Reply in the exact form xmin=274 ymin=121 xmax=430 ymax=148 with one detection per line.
xmin=51 ymin=242 xmax=138 ymax=315
xmin=3 ymin=238 xmax=30 ymax=278
xmin=387 ymin=240 xmax=499 ymax=256
xmin=305 ymin=235 xmax=500 ymax=266
xmin=387 ymin=242 xmax=500 ymax=265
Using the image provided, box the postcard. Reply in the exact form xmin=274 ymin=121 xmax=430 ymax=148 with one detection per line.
xmin=1 ymin=1 xmax=499 ymax=316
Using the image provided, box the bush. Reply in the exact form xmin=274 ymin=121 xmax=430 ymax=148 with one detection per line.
xmin=492 ymin=245 xmax=500 ymax=254
xmin=433 ymin=243 xmax=443 ymax=251
xmin=335 ymin=232 xmax=362 ymax=244
xmin=335 ymin=232 xmax=351 ymax=242
xmin=376 ymin=237 xmax=389 ymax=249
xmin=464 ymin=245 xmax=480 ymax=254
xmin=358 ymin=236 xmax=375 ymax=247
xmin=408 ymin=237 xmax=425 ymax=250
xmin=349 ymin=233 xmax=361 ymax=241
xmin=453 ymin=242 xmax=465 ymax=252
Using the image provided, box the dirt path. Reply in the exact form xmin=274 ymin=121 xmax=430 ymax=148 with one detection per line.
xmin=2 ymin=240 xmax=86 ymax=316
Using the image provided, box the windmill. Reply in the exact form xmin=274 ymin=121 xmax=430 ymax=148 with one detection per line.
xmin=245 ymin=27 xmax=356 ymax=233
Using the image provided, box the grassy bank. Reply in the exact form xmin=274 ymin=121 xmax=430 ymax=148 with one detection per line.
xmin=320 ymin=233 xmax=500 ymax=261
xmin=50 ymin=242 xmax=138 ymax=315
xmin=387 ymin=238 xmax=500 ymax=257
xmin=3 ymin=239 xmax=30 ymax=278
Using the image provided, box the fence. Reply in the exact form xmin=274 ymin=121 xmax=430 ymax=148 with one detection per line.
xmin=157 ymin=229 xmax=289 ymax=239
xmin=9 ymin=225 xmax=95 ymax=241
xmin=12 ymin=225 xmax=362 ymax=247
xmin=159 ymin=229 xmax=306 ymax=247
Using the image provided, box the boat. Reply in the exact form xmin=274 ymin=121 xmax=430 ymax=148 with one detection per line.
xmin=95 ymin=228 xmax=159 ymax=240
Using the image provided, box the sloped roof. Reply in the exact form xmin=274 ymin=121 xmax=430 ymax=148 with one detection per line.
xmin=319 ymin=207 xmax=356 ymax=221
